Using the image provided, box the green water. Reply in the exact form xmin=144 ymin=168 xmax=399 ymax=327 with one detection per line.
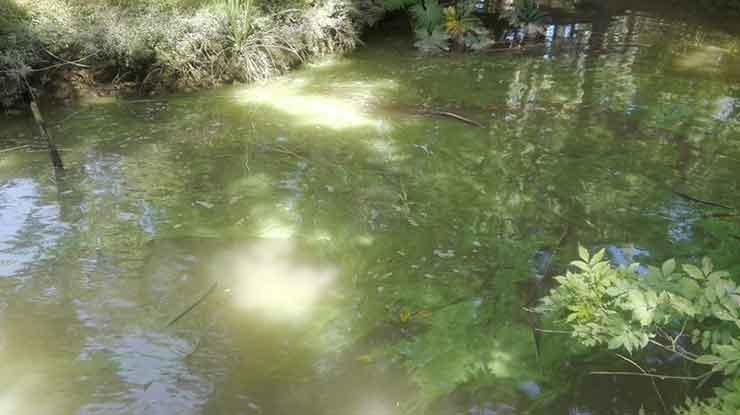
xmin=2 ymin=3 xmax=740 ymax=414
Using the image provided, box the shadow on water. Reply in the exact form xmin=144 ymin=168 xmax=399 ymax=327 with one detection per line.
xmin=1 ymin=0 xmax=740 ymax=413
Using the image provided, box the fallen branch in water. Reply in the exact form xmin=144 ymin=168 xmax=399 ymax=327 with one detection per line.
xmin=672 ymin=190 xmax=734 ymax=210
xmin=165 ymin=282 xmax=218 ymax=328
xmin=30 ymin=101 xmax=64 ymax=171
xmin=590 ymin=370 xmax=710 ymax=381
xmin=704 ymin=212 xmax=738 ymax=219
xmin=0 ymin=145 xmax=30 ymax=153
xmin=419 ymin=110 xmax=485 ymax=128
xmin=20 ymin=74 xmax=64 ymax=172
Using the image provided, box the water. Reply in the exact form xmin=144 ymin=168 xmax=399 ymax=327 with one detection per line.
xmin=2 ymin=2 xmax=740 ymax=414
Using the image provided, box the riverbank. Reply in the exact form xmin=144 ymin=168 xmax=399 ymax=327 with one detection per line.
xmin=0 ymin=0 xmax=385 ymax=110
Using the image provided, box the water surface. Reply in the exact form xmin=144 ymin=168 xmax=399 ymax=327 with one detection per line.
xmin=1 ymin=2 xmax=740 ymax=414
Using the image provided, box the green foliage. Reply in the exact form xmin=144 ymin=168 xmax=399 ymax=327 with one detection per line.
xmin=222 ymin=0 xmax=255 ymax=49
xmin=383 ymin=0 xmax=417 ymax=11
xmin=443 ymin=1 xmax=491 ymax=50
xmin=409 ymin=0 xmax=443 ymax=35
xmin=538 ymin=247 xmax=740 ymax=414
xmin=0 ymin=0 xmax=29 ymax=32
xmin=502 ymin=0 xmax=546 ymax=28
xmin=678 ymin=376 xmax=740 ymax=415
xmin=0 ymin=0 xmax=365 ymax=107
xmin=414 ymin=27 xmax=450 ymax=52
xmin=382 ymin=0 xmax=452 ymax=52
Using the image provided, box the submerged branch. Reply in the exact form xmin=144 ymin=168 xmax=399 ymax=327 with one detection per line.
xmin=590 ymin=371 xmax=708 ymax=381
xmin=29 ymin=101 xmax=64 ymax=171
xmin=672 ymin=190 xmax=734 ymax=210
xmin=420 ymin=110 xmax=485 ymax=128
xmin=165 ymin=282 xmax=218 ymax=328
xmin=0 ymin=145 xmax=30 ymax=153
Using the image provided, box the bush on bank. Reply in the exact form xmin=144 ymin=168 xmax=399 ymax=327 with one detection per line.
xmin=0 ymin=0 xmax=385 ymax=108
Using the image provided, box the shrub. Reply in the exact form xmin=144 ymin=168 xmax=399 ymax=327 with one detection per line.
xmin=0 ymin=0 xmax=368 ymax=108
xmin=537 ymin=247 xmax=740 ymax=415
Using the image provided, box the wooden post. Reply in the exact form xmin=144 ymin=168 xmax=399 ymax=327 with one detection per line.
xmin=29 ymin=100 xmax=64 ymax=171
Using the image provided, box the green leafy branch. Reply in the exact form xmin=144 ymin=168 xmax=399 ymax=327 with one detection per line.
xmin=536 ymin=245 xmax=740 ymax=414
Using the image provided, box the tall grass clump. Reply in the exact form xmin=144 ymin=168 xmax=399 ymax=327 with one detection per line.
xmin=0 ymin=0 xmax=381 ymax=109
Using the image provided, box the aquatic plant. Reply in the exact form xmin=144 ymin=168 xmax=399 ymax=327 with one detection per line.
xmin=537 ymin=248 xmax=740 ymax=415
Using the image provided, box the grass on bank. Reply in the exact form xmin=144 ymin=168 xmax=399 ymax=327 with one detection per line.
xmin=0 ymin=0 xmax=383 ymax=108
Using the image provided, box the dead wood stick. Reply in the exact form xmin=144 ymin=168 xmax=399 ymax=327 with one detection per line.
xmin=30 ymin=101 xmax=64 ymax=171
xmin=420 ymin=110 xmax=485 ymax=128
xmin=0 ymin=145 xmax=30 ymax=154
xmin=672 ymin=190 xmax=733 ymax=210
xmin=165 ymin=282 xmax=218 ymax=328
xmin=590 ymin=371 xmax=707 ymax=381
xmin=704 ymin=212 xmax=738 ymax=219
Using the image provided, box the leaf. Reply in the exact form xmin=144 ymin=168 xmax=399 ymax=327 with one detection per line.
xmin=570 ymin=260 xmax=590 ymax=272
xmin=696 ymin=354 xmax=723 ymax=366
xmin=683 ymin=264 xmax=705 ymax=280
xmin=195 ymin=200 xmax=214 ymax=209
xmin=670 ymin=294 xmax=697 ymax=317
xmin=708 ymin=270 xmax=731 ymax=282
xmin=628 ymin=291 xmax=653 ymax=326
xmin=590 ymin=248 xmax=606 ymax=265
xmin=608 ymin=335 xmax=624 ymax=350
xmin=662 ymin=259 xmax=676 ymax=276
xmin=578 ymin=245 xmax=590 ymax=262
xmin=414 ymin=27 xmax=450 ymax=52
xmin=713 ymin=308 xmax=736 ymax=322
xmin=702 ymin=257 xmax=714 ymax=276
xmin=410 ymin=0 xmax=444 ymax=33
xmin=723 ymin=361 xmax=739 ymax=375
xmin=678 ymin=278 xmax=702 ymax=299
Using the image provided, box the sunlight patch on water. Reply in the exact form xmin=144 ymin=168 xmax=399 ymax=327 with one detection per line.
xmin=0 ymin=374 xmax=43 ymax=415
xmin=0 ymin=361 xmax=71 ymax=415
xmin=233 ymin=77 xmax=394 ymax=131
xmin=674 ymin=45 xmax=729 ymax=74
xmin=213 ymin=239 xmax=338 ymax=321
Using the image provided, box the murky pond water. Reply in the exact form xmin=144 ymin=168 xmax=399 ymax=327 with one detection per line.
xmin=2 ymin=2 xmax=740 ymax=414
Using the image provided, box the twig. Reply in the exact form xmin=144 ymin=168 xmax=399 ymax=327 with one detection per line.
xmin=616 ymin=353 xmax=668 ymax=413
xmin=420 ymin=110 xmax=485 ymax=128
xmin=165 ymin=282 xmax=218 ymax=328
xmin=184 ymin=335 xmax=205 ymax=360
xmin=590 ymin=371 xmax=707 ymax=381
xmin=672 ymin=190 xmax=734 ymax=210
xmin=0 ymin=145 xmax=30 ymax=153
xmin=271 ymin=144 xmax=309 ymax=161
xmin=654 ymin=343 xmax=698 ymax=361
xmin=42 ymin=48 xmax=93 ymax=69
xmin=23 ymin=73 xmax=64 ymax=172
xmin=703 ymin=212 xmax=738 ymax=219
xmin=534 ymin=328 xmax=572 ymax=334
